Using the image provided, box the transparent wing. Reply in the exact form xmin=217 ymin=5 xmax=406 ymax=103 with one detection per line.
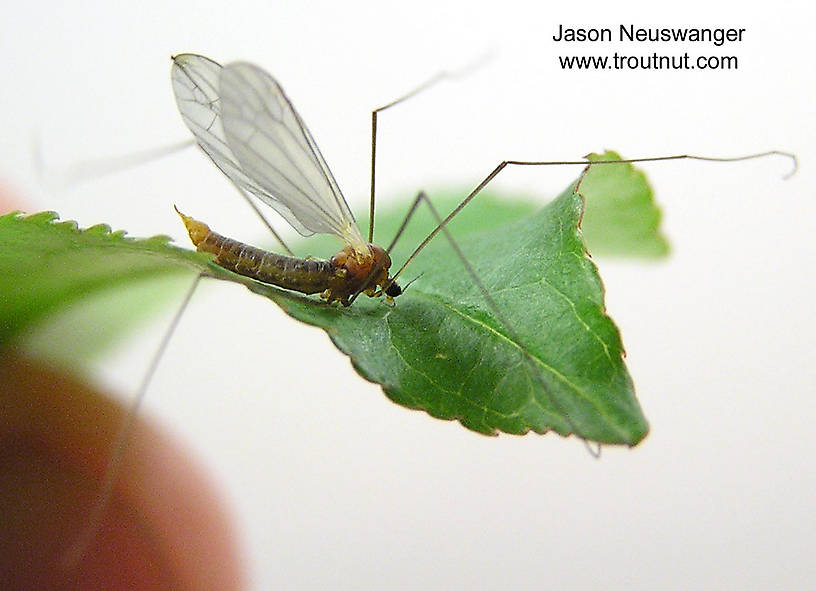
xmin=171 ymin=54 xmax=367 ymax=254
xmin=219 ymin=62 xmax=367 ymax=251
xmin=171 ymin=55 xmax=297 ymax=226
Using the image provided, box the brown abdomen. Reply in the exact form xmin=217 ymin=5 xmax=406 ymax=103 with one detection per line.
xmin=176 ymin=209 xmax=336 ymax=295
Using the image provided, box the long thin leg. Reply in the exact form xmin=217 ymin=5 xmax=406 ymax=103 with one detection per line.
xmin=229 ymin=182 xmax=294 ymax=255
xmin=368 ymin=54 xmax=493 ymax=243
xmin=36 ymin=132 xmax=294 ymax=255
xmin=60 ymin=273 xmax=203 ymax=570
xmin=346 ymin=188 xmax=435 ymax=305
xmin=35 ymin=139 xmax=196 ymax=190
xmin=388 ymin=150 xmax=797 ymax=286
xmin=388 ymin=189 xmax=602 ymax=456
xmin=385 ymin=188 xmax=426 ymax=254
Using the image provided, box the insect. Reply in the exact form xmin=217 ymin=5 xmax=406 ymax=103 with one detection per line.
xmin=168 ymin=53 xmax=795 ymax=311
xmin=164 ymin=53 xmax=794 ymax=446
xmin=170 ymin=53 xmax=404 ymax=306
xmin=60 ymin=52 xmax=794 ymax=573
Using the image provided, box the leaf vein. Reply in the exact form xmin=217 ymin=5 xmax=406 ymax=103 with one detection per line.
xmin=414 ymin=290 xmax=627 ymax=435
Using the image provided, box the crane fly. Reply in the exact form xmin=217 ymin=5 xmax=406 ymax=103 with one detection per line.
xmin=164 ymin=52 xmax=794 ymax=447
xmin=171 ymin=54 xmax=401 ymax=307
xmin=61 ymin=52 xmax=795 ymax=572
xmin=168 ymin=53 xmax=795 ymax=312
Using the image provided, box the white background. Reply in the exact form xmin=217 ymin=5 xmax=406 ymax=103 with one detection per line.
xmin=1 ymin=0 xmax=814 ymax=589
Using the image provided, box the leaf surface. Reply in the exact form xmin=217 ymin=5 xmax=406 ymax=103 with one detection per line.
xmin=580 ymin=151 xmax=670 ymax=257
xmin=0 ymin=159 xmax=664 ymax=444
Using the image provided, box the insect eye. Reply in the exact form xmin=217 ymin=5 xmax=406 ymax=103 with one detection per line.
xmin=385 ymin=283 xmax=402 ymax=297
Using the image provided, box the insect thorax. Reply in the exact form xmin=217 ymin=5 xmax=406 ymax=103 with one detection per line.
xmin=326 ymin=244 xmax=393 ymax=306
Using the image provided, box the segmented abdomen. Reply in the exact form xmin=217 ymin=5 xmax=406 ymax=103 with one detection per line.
xmin=176 ymin=209 xmax=336 ymax=295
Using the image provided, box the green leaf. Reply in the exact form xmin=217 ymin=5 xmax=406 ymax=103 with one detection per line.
xmin=0 ymin=162 xmax=656 ymax=445
xmin=0 ymin=211 xmax=201 ymax=352
xmin=580 ymin=150 xmax=670 ymax=257
xmin=257 ymin=184 xmax=648 ymax=445
xmin=14 ymin=274 xmax=188 ymax=372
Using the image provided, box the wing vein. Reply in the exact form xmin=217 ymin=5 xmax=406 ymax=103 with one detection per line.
xmin=170 ymin=53 xmax=368 ymax=254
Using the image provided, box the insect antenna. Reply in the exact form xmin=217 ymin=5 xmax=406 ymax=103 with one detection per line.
xmin=60 ymin=273 xmax=203 ymax=570
xmin=399 ymin=272 xmax=425 ymax=294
